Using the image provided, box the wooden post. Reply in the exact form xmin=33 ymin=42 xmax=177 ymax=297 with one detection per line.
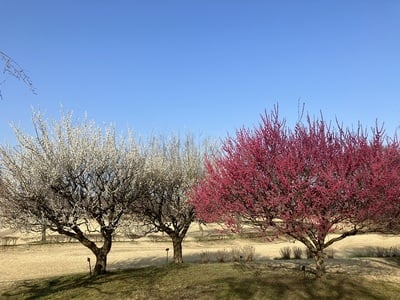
xmin=87 ymin=257 xmax=92 ymax=276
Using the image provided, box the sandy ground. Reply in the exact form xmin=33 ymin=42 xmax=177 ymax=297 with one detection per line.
xmin=1 ymin=228 xmax=400 ymax=284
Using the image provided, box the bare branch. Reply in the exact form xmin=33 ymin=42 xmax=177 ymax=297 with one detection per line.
xmin=0 ymin=51 xmax=36 ymax=99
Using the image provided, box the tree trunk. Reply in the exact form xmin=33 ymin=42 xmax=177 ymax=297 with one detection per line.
xmin=314 ymin=249 xmax=326 ymax=278
xmin=92 ymin=232 xmax=113 ymax=276
xmin=41 ymin=224 xmax=47 ymax=242
xmin=93 ymin=248 xmax=108 ymax=276
xmin=172 ymin=236 xmax=183 ymax=263
xmin=198 ymin=223 xmax=204 ymax=238
xmin=64 ymin=228 xmax=113 ymax=276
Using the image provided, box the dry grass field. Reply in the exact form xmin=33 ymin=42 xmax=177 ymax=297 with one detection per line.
xmin=1 ymin=225 xmax=400 ymax=285
xmin=2 ymin=226 xmax=400 ymax=299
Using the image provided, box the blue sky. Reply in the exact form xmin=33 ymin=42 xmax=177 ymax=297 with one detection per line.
xmin=1 ymin=1 xmax=400 ymax=144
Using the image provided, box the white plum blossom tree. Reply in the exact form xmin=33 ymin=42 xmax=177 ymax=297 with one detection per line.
xmin=0 ymin=111 xmax=145 ymax=275
xmin=132 ymin=135 xmax=210 ymax=263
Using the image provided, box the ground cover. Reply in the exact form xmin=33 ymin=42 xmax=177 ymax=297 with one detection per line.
xmin=1 ymin=227 xmax=400 ymax=299
xmin=2 ymin=262 xmax=400 ymax=299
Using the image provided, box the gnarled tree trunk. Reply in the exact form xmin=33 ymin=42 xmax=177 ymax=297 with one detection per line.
xmin=92 ymin=231 xmax=113 ymax=276
xmin=41 ymin=224 xmax=47 ymax=243
xmin=93 ymin=246 xmax=109 ymax=275
xmin=171 ymin=235 xmax=184 ymax=263
xmin=60 ymin=227 xmax=113 ymax=276
xmin=314 ymin=249 xmax=326 ymax=279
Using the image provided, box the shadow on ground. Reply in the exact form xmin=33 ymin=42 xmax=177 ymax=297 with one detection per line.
xmin=2 ymin=261 xmax=400 ymax=300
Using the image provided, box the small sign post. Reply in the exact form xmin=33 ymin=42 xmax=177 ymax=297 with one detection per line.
xmin=166 ymin=248 xmax=170 ymax=264
xmin=87 ymin=257 xmax=92 ymax=276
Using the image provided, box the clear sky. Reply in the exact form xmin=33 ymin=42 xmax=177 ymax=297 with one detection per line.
xmin=1 ymin=1 xmax=400 ymax=144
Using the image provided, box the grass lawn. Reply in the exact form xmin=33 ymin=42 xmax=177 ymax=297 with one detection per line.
xmin=1 ymin=262 xmax=400 ymax=300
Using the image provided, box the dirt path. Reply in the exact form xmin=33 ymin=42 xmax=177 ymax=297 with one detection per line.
xmin=1 ymin=233 xmax=400 ymax=283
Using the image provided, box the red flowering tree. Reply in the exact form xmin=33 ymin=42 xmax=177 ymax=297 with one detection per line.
xmin=191 ymin=108 xmax=400 ymax=278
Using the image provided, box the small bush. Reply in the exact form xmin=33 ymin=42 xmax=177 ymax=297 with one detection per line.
xmin=375 ymin=247 xmax=387 ymax=257
xmin=373 ymin=246 xmax=400 ymax=257
xmin=389 ymin=246 xmax=400 ymax=257
xmin=305 ymin=248 xmax=313 ymax=259
xmin=216 ymin=249 xmax=229 ymax=263
xmin=231 ymin=245 xmax=256 ymax=262
xmin=231 ymin=247 xmax=242 ymax=262
xmin=202 ymin=246 xmax=256 ymax=263
xmin=200 ymin=251 xmax=211 ymax=263
xmin=352 ymin=246 xmax=400 ymax=258
xmin=242 ymin=245 xmax=255 ymax=262
xmin=292 ymin=247 xmax=303 ymax=259
xmin=279 ymin=247 xmax=291 ymax=259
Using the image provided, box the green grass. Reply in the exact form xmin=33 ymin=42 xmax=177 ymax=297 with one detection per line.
xmin=1 ymin=262 xmax=400 ymax=300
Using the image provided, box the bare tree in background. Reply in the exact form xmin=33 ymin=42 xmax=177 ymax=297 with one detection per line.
xmin=131 ymin=135 xmax=210 ymax=263
xmin=0 ymin=51 xmax=36 ymax=99
xmin=0 ymin=111 xmax=146 ymax=275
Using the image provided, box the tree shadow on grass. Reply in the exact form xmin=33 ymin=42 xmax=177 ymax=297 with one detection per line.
xmin=1 ymin=274 xmax=92 ymax=299
xmin=212 ymin=273 xmax=394 ymax=300
xmin=1 ymin=265 xmax=184 ymax=299
xmin=2 ymin=262 xmax=399 ymax=299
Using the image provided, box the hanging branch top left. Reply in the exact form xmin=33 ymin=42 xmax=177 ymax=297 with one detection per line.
xmin=0 ymin=51 xmax=37 ymax=99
